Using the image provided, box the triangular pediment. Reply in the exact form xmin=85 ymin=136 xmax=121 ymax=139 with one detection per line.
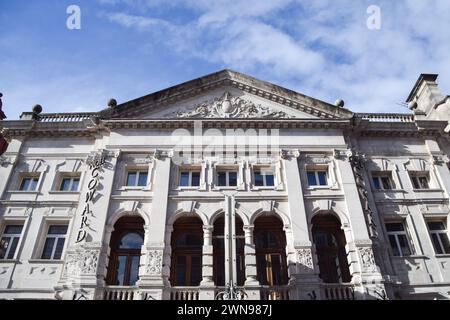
xmin=100 ymin=69 xmax=353 ymax=120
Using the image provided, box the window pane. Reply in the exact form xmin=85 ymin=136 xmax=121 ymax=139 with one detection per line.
xmin=115 ymin=256 xmax=127 ymax=286
xmin=307 ymin=172 xmax=317 ymax=186
xmin=397 ymin=235 xmax=411 ymax=256
xmin=218 ymin=172 xmax=227 ymax=186
xmin=175 ymin=256 xmax=187 ymax=286
xmin=191 ymin=172 xmax=200 ymax=187
xmin=119 ymin=232 xmax=143 ymax=249
xmin=127 ymin=172 xmax=137 ymax=186
xmin=265 ymin=173 xmax=274 ymax=187
xmin=388 ymin=235 xmax=400 ymax=256
xmin=439 ymin=234 xmax=450 ymax=254
xmin=48 ymin=225 xmax=68 ymax=235
xmin=386 ymin=223 xmax=404 ymax=232
xmin=381 ymin=177 xmax=392 ymax=190
xmin=271 ymin=255 xmax=282 ymax=285
xmin=20 ymin=178 xmax=31 ymax=191
xmin=419 ymin=177 xmax=429 ymax=189
xmin=71 ymin=178 xmax=80 ymax=191
xmin=318 ymin=172 xmax=327 ymax=186
xmin=6 ymin=237 xmax=20 ymax=259
xmin=431 ymin=233 xmax=443 ymax=255
xmin=180 ymin=172 xmax=190 ymax=187
xmin=190 ymin=256 xmax=202 ymax=286
xmin=60 ymin=178 xmax=71 ymax=191
xmin=4 ymin=225 xmax=23 ymax=234
xmin=254 ymin=171 xmax=264 ymax=186
xmin=41 ymin=238 xmax=55 ymax=259
xmin=129 ymin=256 xmax=141 ymax=286
xmin=53 ymin=238 xmax=66 ymax=259
xmin=30 ymin=178 xmax=39 ymax=191
xmin=372 ymin=177 xmax=381 ymax=190
xmin=428 ymin=222 xmax=445 ymax=231
xmin=228 ymin=172 xmax=237 ymax=186
xmin=411 ymin=177 xmax=420 ymax=189
xmin=0 ymin=237 xmax=9 ymax=259
xmin=137 ymin=172 xmax=148 ymax=187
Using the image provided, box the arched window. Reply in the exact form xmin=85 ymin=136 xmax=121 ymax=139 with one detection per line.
xmin=106 ymin=217 xmax=144 ymax=286
xmin=254 ymin=216 xmax=288 ymax=286
xmin=213 ymin=215 xmax=245 ymax=286
xmin=312 ymin=214 xmax=351 ymax=283
xmin=171 ymin=217 xmax=203 ymax=287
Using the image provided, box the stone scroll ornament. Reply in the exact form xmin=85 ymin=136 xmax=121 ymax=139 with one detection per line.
xmin=165 ymin=92 xmax=294 ymax=119
xmin=348 ymin=151 xmax=378 ymax=238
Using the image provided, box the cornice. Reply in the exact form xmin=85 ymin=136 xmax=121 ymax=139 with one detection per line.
xmin=100 ymin=70 xmax=353 ymax=120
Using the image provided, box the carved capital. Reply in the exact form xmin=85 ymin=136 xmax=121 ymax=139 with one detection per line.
xmin=0 ymin=155 xmax=12 ymax=167
xmin=86 ymin=149 xmax=107 ymax=168
xmin=280 ymin=149 xmax=300 ymax=160
xmin=154 ymin=149 xmax=174 ymax=160
xmin=432 ymin=154 xmax=450 ymax=165
xmin=333 ymin=149 xmax=352 ymax=160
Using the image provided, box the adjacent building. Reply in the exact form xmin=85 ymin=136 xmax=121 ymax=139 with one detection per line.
xmin=0 ymin=70 xmax=449 ymax=300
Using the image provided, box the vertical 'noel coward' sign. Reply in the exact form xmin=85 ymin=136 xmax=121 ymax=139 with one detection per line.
xmin=76 ymin=151 xmax=106 ymax=243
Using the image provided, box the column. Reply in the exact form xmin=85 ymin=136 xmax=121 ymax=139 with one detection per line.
xmin=199 ymin=225 xmax=215 ymax=300
xmin=281 ymin=150 xmax=320 ymax=300
xmin=336 ymin=151 xmax=385 ymax=299
xmin=138 ymin=150 xmax=172 ymax=300
xmin=243 ymin=225 xmax=260 ymax=300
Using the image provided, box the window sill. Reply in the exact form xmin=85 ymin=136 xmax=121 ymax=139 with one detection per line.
xmin=117 ymin=187 xmax=151 ymax=191
xmin=28 ymin=259 xmax=65 ymax=264
xmin=213 ymin=186 xmax=238 ymax=191
xmin=307 ymin=186 xmax=331 ymax=190
xmin=48 ymin=191 xmax=80 ymax=195
xmin=435 ymin=254 xmax=450 ymax=258
xmin=412 ymin=189 xmax=443 ymax=193
xmin=373 ymin=189 xmax=406 ymax=193
xmin=251 ymin=186 xmax=276 ymax=191
xmin=175 ymin=186 xmax=201 ymax=191
xmin=0 ymin=259 xmax=20 ymax=264
xmin=392 ymin=255 xmax=427 ymax=259
xmin=6 ymin=190 xmax=39 ymax=194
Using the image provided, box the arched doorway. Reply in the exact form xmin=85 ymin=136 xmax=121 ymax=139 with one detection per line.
xmin=212 ymin=215 xmax=245 ymax=286
xmin=312 ymin=214 xmax=351 ymax=283
xmin=170 ymin=217 xmax=203 ymax=287
xmin=106 ymin=216 xmax=145 ymax=286
xmin=254 ymin=216 xmax=288 ymax=286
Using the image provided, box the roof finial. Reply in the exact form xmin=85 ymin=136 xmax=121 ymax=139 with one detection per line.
xmin=335 ymin=99 xmax=345 ymax=108
xmin=108 ymin=98 xmax=118 ymax=108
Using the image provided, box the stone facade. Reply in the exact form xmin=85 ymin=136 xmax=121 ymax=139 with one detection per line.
xmin=0 ymin=70 xmax=449 ymax=300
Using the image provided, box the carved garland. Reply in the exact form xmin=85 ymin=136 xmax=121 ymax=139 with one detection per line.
xmin=164 ymin=92 xmax=294 ymax=119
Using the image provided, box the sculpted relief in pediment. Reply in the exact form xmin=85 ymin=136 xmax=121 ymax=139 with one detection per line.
xmin=163 ymin=92 xmax=294 ymax=119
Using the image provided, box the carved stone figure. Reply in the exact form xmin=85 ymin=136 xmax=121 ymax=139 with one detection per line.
xmin=359 ymin=247 xmax=377 ymax=273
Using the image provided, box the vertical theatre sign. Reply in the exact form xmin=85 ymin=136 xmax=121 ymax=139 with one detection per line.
xmin=76 ymin=151 xmax=106 ymax=243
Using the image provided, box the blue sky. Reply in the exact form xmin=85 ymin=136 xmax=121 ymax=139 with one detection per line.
xmin=1 ymin=0 xmax=450 ymax=119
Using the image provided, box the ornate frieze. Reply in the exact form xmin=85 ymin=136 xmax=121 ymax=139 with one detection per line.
xmin=63 ymin=249 xmax=99 ymax=277
xmin=296 ymin=249 xmax=314 ymax=273
xmin=145 ymin=250 xmax=163 ymax=276
xmin=154 ymin=149 xmax=174 ymax=160
xmin=164 ymin=92 xmax=294 ymax=119
xmin=348 ymin=150 xmax=378 ymax=238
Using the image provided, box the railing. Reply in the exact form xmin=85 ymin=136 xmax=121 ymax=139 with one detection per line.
xmin=260 ymin=286 xmax=290 ymax=300
xmin=170 ymin=287 xmax=200 ymax=300
xmin=357 ymin=113 xmax=414 ymax=123
xmin=103 ymin=286 xmax=138 ymax=300
xmin=38 ymin=113 xmax=97 ymax=122
xmin=320 ymin=283 xmax=355 ymax=300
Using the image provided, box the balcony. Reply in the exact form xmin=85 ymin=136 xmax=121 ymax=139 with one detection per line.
xmin=104 ymin=286 xmax=139 ymax=300
xmin=320 ymin=283 xmax=355 ymax=300
xmin=170 ymin=287 xmax=200 ymax=300
xmin=260 ymin=286 xmax=290 ymax=300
